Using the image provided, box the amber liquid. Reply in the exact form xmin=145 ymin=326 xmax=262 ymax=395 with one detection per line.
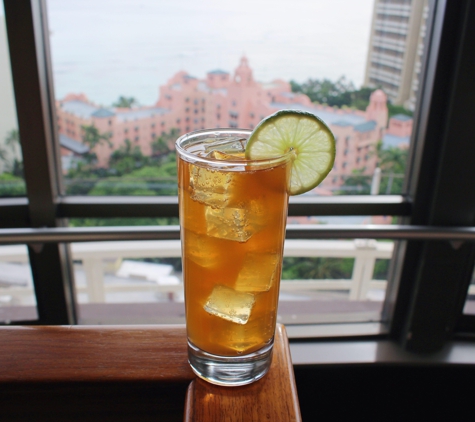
xmin=178 ymin=154 xmax=290 ymax=356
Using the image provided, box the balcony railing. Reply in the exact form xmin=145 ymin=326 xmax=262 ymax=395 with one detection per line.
xmin=1 ymin=239 xmax=392 ymax=305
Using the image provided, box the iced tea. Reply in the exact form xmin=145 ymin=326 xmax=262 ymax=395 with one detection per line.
xmin=177 ymin=133 xmax=291 ymax=358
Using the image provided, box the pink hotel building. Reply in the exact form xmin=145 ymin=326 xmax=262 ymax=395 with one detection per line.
xmin=56 ymin=56 xmax=412 ymax=191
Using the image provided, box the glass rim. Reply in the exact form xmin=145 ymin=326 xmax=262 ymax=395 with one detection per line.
xmin=175 ymin=127 xmax=292 ymax=168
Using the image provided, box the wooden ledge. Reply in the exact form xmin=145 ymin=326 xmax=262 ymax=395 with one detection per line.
xmin=0 ymin=324 xmax=300 ymax=421
xmin=184 ymin=324 xmax=302 ymax=421
xmin=0 ymin=325 xmax=194 ymax=383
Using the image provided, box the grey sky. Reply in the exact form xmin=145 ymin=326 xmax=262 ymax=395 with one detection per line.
xmin=41 ymin=0 xmax=375 ymax=105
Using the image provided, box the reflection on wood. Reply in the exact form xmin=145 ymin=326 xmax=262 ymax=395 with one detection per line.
xmin=184 ymin=324 xmax=301 ymax=422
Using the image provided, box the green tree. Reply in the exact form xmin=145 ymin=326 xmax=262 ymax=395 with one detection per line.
xmin=88 ymin=177 xmax=155 ymax=196
xmin=337 ymin=168 xmax=371 ymax=195
xmin=151 ymin=128 xmax=180 ymax=156
xmin=1 ymin=129 xmax=23 ymax=177
xmin=112 ymin=96 xmax=138 ymax=108
xmin=80 ymin=124 xmax=112 ymax=165
xmin=373 ymin=259 xmax=390 ymax=280
xmin=290 ymin=77 xmax=414 ymax=116
xmin=290 ymin=76 xmax=356 ymax=107
xmin=373 ymin=141 xmax=408 ymax=194
xmin=387 ymin=103 xmax=413 ymax=119
xmin=64 ymin=127 xmax=179 ymax=196
xmin=282 ymin=257 xmax=354 ymax=280
xmin=128 ymin=163 xmax=177 ymax=195
xmin=109 ymin=139 xmax=148 ymax=176
xmin=82 ymin=124 xmax=112 ymax=150
xmin=350 ymin=87 xmax=374 ymax=111
xmin=0 ymin=172 xmax=26 ymax=196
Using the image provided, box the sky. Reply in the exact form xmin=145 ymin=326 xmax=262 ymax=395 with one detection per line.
xmin=7 ymin=0 xmax=375 ymax=106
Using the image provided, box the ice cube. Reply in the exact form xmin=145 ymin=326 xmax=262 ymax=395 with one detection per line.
xmin=210 ymin=315 xmax=274 ymax=353
xmin=204 ymin=285 xmax=255 ymax=325
xmin=190 ymin=165 xmax=232 ymax=208
xmin=205 ymin=206 xmax=252 ymax=242
xmin=203 ymin=137 xmax=246 ymax=154
xmin=235 ymin=253 xmax=279 ymax=292
xmin=208 ymin=150 xmax=245 ymax=161
xmin=184 ymin=230 xmax=220 ymax=268
xmin=209 ymin=311 xmax=276 ymax=353
xmin=246 ymin=199 xmax=267 ymax=232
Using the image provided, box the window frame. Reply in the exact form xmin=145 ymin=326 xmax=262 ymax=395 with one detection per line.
xmin=1 ymin=0 xmax=475 ymax=353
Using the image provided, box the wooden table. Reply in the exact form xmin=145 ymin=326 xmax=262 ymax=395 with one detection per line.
xmin=0 ymin=324 xmax=300 ymax=421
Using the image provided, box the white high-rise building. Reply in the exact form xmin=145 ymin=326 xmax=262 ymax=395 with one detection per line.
xmin=364 ymin=0 xmax=429 ymax=111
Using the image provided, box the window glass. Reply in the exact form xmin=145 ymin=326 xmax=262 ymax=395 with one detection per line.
xmin=0 ymin=245 xmax=38 ymax=322
xmin=70 ymin=218 xmax=394 ymax=325
xmin=0 ymin=6 xmax=25 ymax=197
xmin=278 ymin=238 xmax=391 ymax=325
xmin=71 ymin=240 xmax=184 ymax=324
xmin=46 ymin=0 xmax=427 ymax=197
xmin=463 ymin=268 xmax=475 ymax=315
xmin=73 ymin=238 xmax=392 ymax=325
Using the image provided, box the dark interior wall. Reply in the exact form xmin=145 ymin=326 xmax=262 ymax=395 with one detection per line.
xmin=294 ymin=364 xmax=475 ymax=421
xmin=0 ymin=365 xmax=474 ymax=420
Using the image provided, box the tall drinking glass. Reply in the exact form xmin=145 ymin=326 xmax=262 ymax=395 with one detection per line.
xmin=176 ymin=129 xmax=291 ymax=386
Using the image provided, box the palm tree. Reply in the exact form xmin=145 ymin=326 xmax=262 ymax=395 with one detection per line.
xmin=112 ymin=96 xmax=138 ymax=108
xmin=81 ymin=124 xmax=112 ymax=150
xmin=81 ymin=124 xmax=112 ymax=165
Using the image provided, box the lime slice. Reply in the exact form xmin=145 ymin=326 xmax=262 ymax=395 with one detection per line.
xmin=245 ymin=110 xmax=336 ymax=195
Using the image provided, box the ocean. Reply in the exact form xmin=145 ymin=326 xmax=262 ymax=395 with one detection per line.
xmin=45 ymin=0 xmax=374 ymax=107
